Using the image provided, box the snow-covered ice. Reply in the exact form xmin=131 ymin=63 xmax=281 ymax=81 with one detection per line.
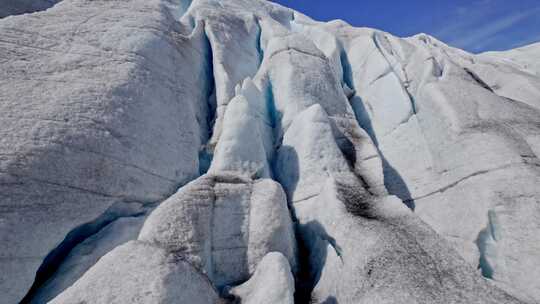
xmin=1 ymin=0 xmax=539 ymax=303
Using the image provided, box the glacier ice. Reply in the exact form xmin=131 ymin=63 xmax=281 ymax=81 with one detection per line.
xmin=137 ymin=174 xmax=296 ymax=289
xmin=49 ymin=241 xmax=221 ymax=304
xmin=0 ymin=0 xmax=539 ymax=303
xmin=225 ymin=252 xmax=295 ymax=304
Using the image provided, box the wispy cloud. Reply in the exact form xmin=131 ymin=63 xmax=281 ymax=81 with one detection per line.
xmin=452 ymin=10 xmax=539 ymax=51
xmin=508 ymin=33 xmax=540 ymax=49
xmin=433 ymin=1 xmax=540 ymax=52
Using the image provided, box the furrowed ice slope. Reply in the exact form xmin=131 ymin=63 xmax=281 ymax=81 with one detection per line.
xmin=0 ymin=0 xmax=212 ymax=302
xmin=0 ymin=0 xmax=539 ymax=303
xmin=482 ymin=42 xmax=540 ymax=76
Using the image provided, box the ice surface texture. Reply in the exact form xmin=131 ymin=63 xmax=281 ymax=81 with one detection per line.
xmin=0 ymin=0 xmax=539 ymax=303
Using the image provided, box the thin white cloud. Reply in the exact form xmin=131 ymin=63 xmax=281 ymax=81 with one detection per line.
xmin=433 ymin=1 xmax=540 ymax=52
xmin=434 ymin=0 xmax=500 ymax=39
xmin=507 ymin=33 xmax=540 ymax=49
xmin=449 ymin=8 xmax=540 ymax=51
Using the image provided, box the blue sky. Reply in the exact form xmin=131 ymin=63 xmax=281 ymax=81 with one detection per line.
xmin=270 ymin=0 xmax=540 ymax=53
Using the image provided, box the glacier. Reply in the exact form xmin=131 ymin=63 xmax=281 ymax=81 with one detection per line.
xmin=0 ymin=0 xmax=539 ymax=303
